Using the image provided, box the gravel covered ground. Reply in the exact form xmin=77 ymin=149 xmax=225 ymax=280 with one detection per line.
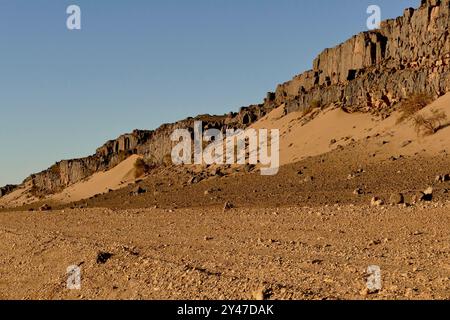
xmin=0 ymin=201 xmax=449 ymax=300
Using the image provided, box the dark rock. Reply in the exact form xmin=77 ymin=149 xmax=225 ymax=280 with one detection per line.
xmin=223 ymin=202 xmax=234 ymax=212
xmin=132 ymin=186 xmax=146 ymax=195
xmin=96 ymin=251 xmax=113 ymax=264
xmin=39 ymin=204 xmax=52 ymax=212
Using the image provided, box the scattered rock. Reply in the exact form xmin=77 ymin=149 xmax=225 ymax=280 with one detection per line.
xmin=400 ymin=140 xmax=412 ymax=148
xmin=187 ymin=176 xmax=202 ymax=185
xmin=435 ymin=174 xmax=450 ymax=183
xmin=223 ymin=201 xmax=234 ymax=212
xmin=411 ymin=191 xmax=426 ymax=203
xmin=422 ymin=187 xmax=433 ymax=201
xmin=96 ymin=251 xmax=113 ymax=264
xmin=131 ymin=186 xmax=146 ymax=196
xmin=210 ymin=168 xmax=224 ymax=177
xmin=389 ymin=193 xmax=404 ymax=205
xmin=353 ymin=188 xmax=363 ymax=195
xmin=371 ymin=197 xmax=384 ymax=206
xmin=39 ymin=204 xmax=52 ymax=212
xmin=252 ymin=287 xmax=271 ymax=301
xmin=244 ymin=164 xmax=256 ymax=173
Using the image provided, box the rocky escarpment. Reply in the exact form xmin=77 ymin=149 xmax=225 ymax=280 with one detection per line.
xmin=2 ymin=0 xmax=450 ymax=197
xmin=11 ymin=104 xmax=273 ymax=196
xmin=0 ymin=185 xmax=17 ymax=197
xmin=276 ymin=0 xmax=450 ymax=117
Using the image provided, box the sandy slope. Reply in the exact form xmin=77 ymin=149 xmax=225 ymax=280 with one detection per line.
xmin=0 ymin=181 xmax=38 ymax=208
xmin=2 ymin=95 xmax=450 ymax=207
xmin=49 ymin=154 xmax=142 ymax=204
xmin=252 ymin=93 xmax=450 ymax=165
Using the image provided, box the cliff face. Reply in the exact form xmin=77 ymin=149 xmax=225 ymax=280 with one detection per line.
xmin=276 ymin=0 xmax=450 ymax=116
xmin=18 ymin=104 xmax=272 ymax=196
xmin=2 ymin=0 xmax=450 ymax=197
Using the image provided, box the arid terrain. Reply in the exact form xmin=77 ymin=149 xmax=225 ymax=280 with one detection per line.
xmin=2 ymin=0 xmax=450 ymax=301
xmin=1 ymin=96 xmax=450 ymax=300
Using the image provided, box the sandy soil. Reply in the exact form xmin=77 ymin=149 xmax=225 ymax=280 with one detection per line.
xmin=49 ymin=154 xmax=142 ymax=204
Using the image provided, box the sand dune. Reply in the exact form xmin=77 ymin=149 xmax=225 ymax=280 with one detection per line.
xmin=0 ymin=181 xmax=38 ymax=208
xmin=252 ymin=93 xmax=450 ymax=165
xmin=50 ymin=154 xmax=142 ymax=204
xmin=3 ymin=95 xmax=450 ymax=207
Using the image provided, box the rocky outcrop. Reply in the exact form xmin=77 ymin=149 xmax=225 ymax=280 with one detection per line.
xmin=276 ymin=0 xmax=450 ymax=116
xmin=0 ymin=185 xmax=17 ymax=197
xmin=15 ymin=106 xmax=271 ymax=196
xmin=2 ymin=0 xmax=450 ymax=197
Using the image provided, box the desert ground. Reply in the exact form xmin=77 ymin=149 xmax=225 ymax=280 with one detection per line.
xmin=0 ymin=203 xmax=449 ymax=300
xmin=1 ymin=95 xmax=450 ymax=300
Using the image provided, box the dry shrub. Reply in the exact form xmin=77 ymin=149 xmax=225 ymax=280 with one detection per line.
xmin=397 ymin=93 xmax=433 ymax=124
xmin=134 ymin=158 xmax=150 ymax=178
xmin=412 ymin=109 xmax=447 ymax=136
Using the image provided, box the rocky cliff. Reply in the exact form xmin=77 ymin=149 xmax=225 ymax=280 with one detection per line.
xmin=276 ymin=0 xmax=450 ymax=117
xmin=2 ymin=0 xmax=450 ymax=197
xmin=16 ymin=104 xmax=273 ymax=196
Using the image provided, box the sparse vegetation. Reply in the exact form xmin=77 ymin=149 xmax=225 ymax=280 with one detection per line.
xmin=396 ymin=93 xmax=433 ymax=124
xmin=412 ymin=108 xmax=447 ymax=136
xmin=134 ymin=158 xmax=150 ymax=178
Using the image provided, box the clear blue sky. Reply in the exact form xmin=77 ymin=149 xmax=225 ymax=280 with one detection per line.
xmin=0 ymin=0 xmax=418 ymax=186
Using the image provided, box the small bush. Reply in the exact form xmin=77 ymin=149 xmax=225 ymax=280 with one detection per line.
xmin=397 ymin=93 xmax=433 ymax=124
xmin=134 ymin=158 xmax=150 ymax=178
xmin=412 ymin=109 xmax=447 ymax=136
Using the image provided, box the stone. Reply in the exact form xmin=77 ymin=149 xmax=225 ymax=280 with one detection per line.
xmin=244 ymin=164 xmax=256 ymax=173
xmin=132 ymin=186 xmax=146 ymax=195
xmin=96 ymin=251 xmax=113 ymax=264
xmin=252 ymin=287 xmax=270 ymax=301
xmin=223 ymin=202 xmax=234 ymax=212
xmin=400 ymin=140 xmax=412 ymax=148
xmin=371 ymin=197 xmax=384 ymax=206
xmin=435 ymin=174 xmax=450 ymax=183
xmin=39 ymin=204 xmax=52 ymax=212
xmin=389 ymin=193 xmax=405 ymax=205
xmin=9 ymin=0 xmax=450 ymax=198
xmin=411 ymin=191 xmax=426 ymax=203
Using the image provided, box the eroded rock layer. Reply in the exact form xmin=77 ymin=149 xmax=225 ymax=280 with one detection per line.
xmin=3 ymin=0 xmax=449 ymax=196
